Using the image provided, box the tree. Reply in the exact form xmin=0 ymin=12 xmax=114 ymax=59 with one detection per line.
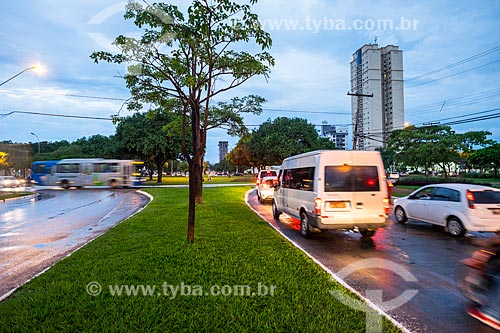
xmin=388 ymin=125 xmax=491 ymax=177
xmin=0 ymin=143 xmax=32 ymax=176
xmin=74 ymin=135 xmax=117 ymax=158
xmin=227 ymin=136 xmax=254 ymax=171
xmin=470 ymin=143 xmax=500 ymax=177
xmin=375 ymin=147 xmax=395 ymax=171
xmin=247 ymin=117 xmax=337 ymax=166
xmin=0 ymin=152 xmax=9 ymax=171
xmin=115 ymin=111 xmax=181 ymax=183
xmin=91 ymin=0 xmax=274 ymax=243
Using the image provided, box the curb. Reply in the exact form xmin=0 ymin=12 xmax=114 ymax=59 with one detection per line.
xmin=0 ymin=190 xmax=153 ymax=302
xmin=0 ymin=192 xmax=39 ymax=203
xmin=244 ymin=188 xmax=412 ymax=333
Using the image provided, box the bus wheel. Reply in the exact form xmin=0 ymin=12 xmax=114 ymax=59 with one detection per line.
xmin=110 ymin=180 xmax=118 ymax=188
xmin=61 ymin=180 xmax=70 ymax=189
xmin=300 ymin=211 xmax=311 ymax=238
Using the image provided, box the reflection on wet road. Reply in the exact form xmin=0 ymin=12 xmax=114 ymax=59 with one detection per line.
xmin=0 ymin=189 xmax=150 ymax=299
xmin=247 ymin=189 xmax=498 ymax=333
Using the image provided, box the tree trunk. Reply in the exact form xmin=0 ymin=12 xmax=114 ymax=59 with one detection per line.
xmin=156 ymin=160 xmax=163 ymax=184
xmin=186 ymin=98 xmax=204 ymax=243
xmin=187 ymin=154 xmax=203 ymax=243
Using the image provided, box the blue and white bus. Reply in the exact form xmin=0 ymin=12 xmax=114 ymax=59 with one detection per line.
xmin=31 ymin=160 xmax=59 ymax=186
xmin=31 ymin=158 xmax=144 ymax=189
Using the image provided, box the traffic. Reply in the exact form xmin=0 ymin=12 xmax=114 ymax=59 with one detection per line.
xmin=252 ymin=150 xmax=500 ymax=331
xmin=30 ymin=158 xmax=144 ymax=189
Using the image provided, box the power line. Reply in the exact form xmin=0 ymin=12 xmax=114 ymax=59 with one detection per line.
xmin=0 ymin=90 xmax=352 ymax=116
xmin=406 ymin=87 xmax=500 ymax=114
xmin=406 ymin=58 xmax=500 ymax=88
xmin=406 ymin=45 xmax=500 ymax=82
xmin=262 ymin=108 xmax=350 ymax=115
xmin=0 ymin=110 xmax=113 ymax=121
xmin=353 ymin=107 xmax=500 ymax=137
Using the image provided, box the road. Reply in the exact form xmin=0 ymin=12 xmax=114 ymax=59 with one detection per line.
xmin=247 ymin=189 xmax=497 ymax=333
xmin=0 ymin=188 xmax=150 ymax=300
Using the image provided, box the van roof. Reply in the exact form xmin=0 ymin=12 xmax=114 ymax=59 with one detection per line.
xmin=282 ymin=150 xmax=382 ymax=162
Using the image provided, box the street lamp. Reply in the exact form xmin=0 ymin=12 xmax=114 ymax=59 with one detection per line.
xmin=0 ymin=64 xmax=46 ymax=87
xmin=31 ymin=132 xmax=40 ymax=154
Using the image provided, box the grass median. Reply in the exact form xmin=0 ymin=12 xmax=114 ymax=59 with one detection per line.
xmin=0 ymin=187 xmax=401 ymax=332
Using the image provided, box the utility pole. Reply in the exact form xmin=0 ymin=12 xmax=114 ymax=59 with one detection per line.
xmin=347 ymin=91 xmax=373 ymax=150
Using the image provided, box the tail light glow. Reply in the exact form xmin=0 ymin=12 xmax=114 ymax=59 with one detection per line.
xmin=466 ymin=190 xmax=475 ymax=209
xmin=383 ymin=197 xmax=390 ymax=215
xmin=314 ymin=198 xmax=322 ymax=215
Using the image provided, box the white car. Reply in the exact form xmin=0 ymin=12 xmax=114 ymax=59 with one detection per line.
xmin=393 ymin=183 xmax=500 ymax=237
xmin=256 ymin=176 xmax=278 ymax=204
xmin=0 ymin=176 xmax=20 ymax=188
xmin=255 ymin=169 xmax=278 ymax=186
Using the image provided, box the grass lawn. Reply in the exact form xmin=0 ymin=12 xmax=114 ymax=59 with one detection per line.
xmin=0 ymin=187 xmax=400 ymax=332
xmin=392 ymin=185 xmax=419 ymax=198
xmin=0 ymin=191 xmax=34 ymax=201
xmin=144 ymin=175 xmax=254 ymax=186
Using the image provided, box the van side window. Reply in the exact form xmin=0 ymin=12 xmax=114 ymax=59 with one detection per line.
xmin=325 ymin=166 xmax=380 ymax=192
xmin=283 ymin=167 xmax=315 ymax=191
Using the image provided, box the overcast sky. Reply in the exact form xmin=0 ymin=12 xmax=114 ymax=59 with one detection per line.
xmin=1 ymin=0 xmax=499 ymax=164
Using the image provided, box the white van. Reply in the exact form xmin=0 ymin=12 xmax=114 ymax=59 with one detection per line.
xmin=272 ymin=150 xmax=389 ymax=238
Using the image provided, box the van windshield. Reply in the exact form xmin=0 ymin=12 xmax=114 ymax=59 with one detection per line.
xmin=324 ymin=166 xmax=380 ymax=192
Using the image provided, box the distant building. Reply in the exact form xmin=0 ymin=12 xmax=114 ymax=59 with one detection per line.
xmin=320 ymin=123 xmax=348 ymax=150
xmin=218 ymin=141 xmax=228 ymax=162
xmin=350 ymin=44 xmax=404 ymax=150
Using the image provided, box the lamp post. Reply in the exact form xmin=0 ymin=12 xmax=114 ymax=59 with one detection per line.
xmin=31 ymin=132 xmax=40 ymax=154
xmin=0 ymin=64 xmax=45 ymax=87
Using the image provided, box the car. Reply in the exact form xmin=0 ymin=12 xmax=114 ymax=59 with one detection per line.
xmin=255 ymin=169 xmax=278 ymax=186
xmin=388 ymin=173 xmax=400 ymax=183
xmin=0 ymin=176 xmax=20 ymax=188
xmin=393 ymin=183 xmax=500 ymax=237
xmin=256 ymin=176 xmax=278 ymax=204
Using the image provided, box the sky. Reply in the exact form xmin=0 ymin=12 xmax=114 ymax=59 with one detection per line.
xmin=1 ymin=0 xmax=500 ymax=164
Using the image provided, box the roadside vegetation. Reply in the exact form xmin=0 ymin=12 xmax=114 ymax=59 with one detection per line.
xmin=0 ymin=187 xmax=400 ymax=332
xmin=143 ymin=175 xmax=254 ymax=186
xmin=0 ymin=191 xmax=34 ymax=201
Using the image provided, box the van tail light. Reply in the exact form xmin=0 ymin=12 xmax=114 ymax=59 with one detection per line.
xmin=466 ymin=190 xmax=475 ymax=209
xmin=262 ymin=183 xmax=269 ymax=189
xmin=387 ymin=180 xmax=394 ymax=198
xmin=383 ymin=197 xmax=390 ymax=215
xmin=314 ymin=198 xmax=322 ymax=215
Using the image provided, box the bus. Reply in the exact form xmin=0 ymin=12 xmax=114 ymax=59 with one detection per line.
xmin=31 ymin=160 xmax=59 ymax=186
xmin=31 ymin=158 xmax=144 ymax=189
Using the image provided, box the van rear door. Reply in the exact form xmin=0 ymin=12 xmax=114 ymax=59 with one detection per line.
xmin=323 ymin=165 xmax=385 ymax=224
xmin=350 ymin=166 xmax=385 ymax=223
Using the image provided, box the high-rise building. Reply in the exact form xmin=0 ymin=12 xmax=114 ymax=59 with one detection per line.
xmin=320 ymin=123 xmax=349 ymax=150
xmin=218 ymin=141 xmax=228 ymax=162
xmin=350 ymin=44 xmax=404 ymax=150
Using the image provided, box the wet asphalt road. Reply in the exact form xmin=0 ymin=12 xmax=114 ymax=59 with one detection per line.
xmin=247 ymin=189 xmax=498 ymax=333
xmin=0 ymin=188 xmax=150 ymax=299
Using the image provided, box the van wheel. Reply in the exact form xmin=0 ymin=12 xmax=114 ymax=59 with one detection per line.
xmin=448 ymin=217 xmax=465 ymax=237
xmin=394 ymin=206 xmax=408 ymax=224
xmin=300 ymin=211 xmax=311 ymax=238
xmin=272 ymin=200 xmax=281 ymax=219
xmin=359 ymin=229 xmax=376 ymax=237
